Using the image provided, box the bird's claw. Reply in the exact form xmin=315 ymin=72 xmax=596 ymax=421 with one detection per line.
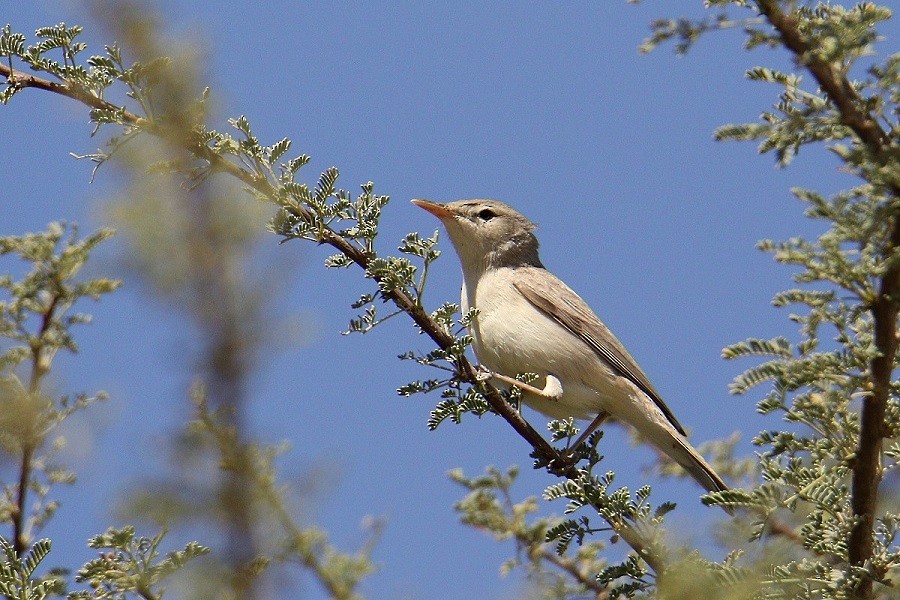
xmin=547 ymin=452 xmax=580 ymax=476
xmin=474 ymin=365 xmax=494 ymax=382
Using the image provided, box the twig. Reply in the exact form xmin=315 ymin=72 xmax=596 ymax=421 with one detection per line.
xmin=536 ymin=544 xmax=611 ymax=599
xmin=12 ymin=445 xmax=32 ymax=555
xmin=765 ymin=517 xmax=804 ymax=546
xmin=1 ymin=61 xmax=667 ymax=574
xmin=13 ymin=292 xmax=60 ymax=554
xmin=754 ymin=1 xmax=896 ymax=184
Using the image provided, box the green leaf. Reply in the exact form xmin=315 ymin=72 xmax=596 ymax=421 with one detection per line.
xmin=268 ymin=137 xmax=291 ymax=163
xmin=729 ymin=361 xmax=784 ymax=394
xmin=721 ymin=337 xmax=793 ymax=360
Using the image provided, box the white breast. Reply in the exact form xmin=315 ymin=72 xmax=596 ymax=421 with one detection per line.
xmin=461 ymin=267 xmax=621 ymax=420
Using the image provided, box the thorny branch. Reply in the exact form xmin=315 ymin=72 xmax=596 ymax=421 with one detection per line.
xmin=0 ymin=61 xmax=667 ymax=575
xmin=756 ymin=1 xmax=898 ymax=596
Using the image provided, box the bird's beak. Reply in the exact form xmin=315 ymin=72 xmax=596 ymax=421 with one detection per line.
xmin=411 ymin=199 xmax=455 ymax=220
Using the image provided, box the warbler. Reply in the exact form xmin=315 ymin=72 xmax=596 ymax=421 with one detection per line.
xmin=413 ymin=198 xmax=727 ymax=494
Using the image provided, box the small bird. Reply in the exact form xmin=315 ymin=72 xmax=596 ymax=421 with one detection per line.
xmin=412 ymin=198 xmax=727 ymax=495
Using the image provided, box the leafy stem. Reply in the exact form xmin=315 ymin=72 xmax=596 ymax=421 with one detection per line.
xmin=751 ymin=2 xmax=897 ymax=596
xmin=0 ymin=28 xmax=670 ymax=576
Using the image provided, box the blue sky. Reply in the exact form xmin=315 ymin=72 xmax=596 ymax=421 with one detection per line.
xmin=3 ymin=2 xmax=897 ymax=598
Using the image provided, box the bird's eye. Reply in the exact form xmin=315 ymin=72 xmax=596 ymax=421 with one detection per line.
xmin=477 ymin=208 xmax=495 ymax=221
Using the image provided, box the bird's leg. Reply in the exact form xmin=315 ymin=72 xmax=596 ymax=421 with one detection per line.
xmin=548 ymin=411 xmax=610 ymax=475
xmin=476 ymin=368 xmax=563 ymax=401
xmin=567 ymin=411 xmax=609 ymax=452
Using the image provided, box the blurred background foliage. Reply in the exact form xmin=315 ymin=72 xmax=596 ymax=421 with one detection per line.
xmin=0 ymin=1 xmax=898 ymax=599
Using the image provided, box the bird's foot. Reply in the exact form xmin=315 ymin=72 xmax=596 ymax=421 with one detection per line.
xmin=474 ymin=365 xmax=494 ymax=382
xmin=541 ymin=374 xmax=564 ymax=400
xmin=547 ymin=452 xmax=580 ymax=476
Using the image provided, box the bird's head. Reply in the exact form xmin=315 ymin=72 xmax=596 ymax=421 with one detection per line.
xmin=411 ymin=199 xmax=542 ymax=272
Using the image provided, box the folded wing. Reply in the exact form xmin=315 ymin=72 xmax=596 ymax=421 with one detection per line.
xmin=513 ymin=268 xmax=687 ymax=436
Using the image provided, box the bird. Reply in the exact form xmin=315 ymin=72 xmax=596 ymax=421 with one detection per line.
xmin=411 ymin=198 xmax=728 ymax=495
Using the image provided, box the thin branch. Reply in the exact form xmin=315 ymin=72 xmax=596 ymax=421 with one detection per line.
xmin=13 ymin=292 xmax=60 ymax=555
xmin=11 ymin=444 xmax=32 ymax=556
xmin=536 ymin=544 xmax=611 ymax=599
xmin=497 ymin=476 xmax=613 ymax=597
xmin=765 ymin=517 xmax=804 ymax=546
xmin=1 ymin=55 xmax=667 ymax=575
xmin=755 ymin=0 xmax=896 ymax=185
xmin=136 ymin=585 xmax=160 ymax=600
xmin=755 ymin=2 xmax=897 ymax=597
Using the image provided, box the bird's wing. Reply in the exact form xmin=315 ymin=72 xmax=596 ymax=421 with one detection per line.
xmin=513 ymin=268 xmax=687 ymax=436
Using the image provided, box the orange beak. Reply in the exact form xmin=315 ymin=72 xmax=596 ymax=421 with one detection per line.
xmin=411 ymin=199 xmax=455 ymax=220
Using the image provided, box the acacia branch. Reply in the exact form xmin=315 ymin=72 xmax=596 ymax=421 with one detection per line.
xmin=755 ymin=2 xmax=897 ymax=596
xmin=12 ymin=290 xmax=61 ymax=555
xmin=755 ymin=0 xmax=896 ymax=187
xmin=11 ymin=444 xmax=32 ymax=556
xmin=535 ymin=544 xmax=611 ymax=599
xmin=1 ymin=62 xmax=666 ymax=575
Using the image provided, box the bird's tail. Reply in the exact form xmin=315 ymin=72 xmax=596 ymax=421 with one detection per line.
xmin=667 ymin=436 xmax=728 ymax=494
xmin=615 ymin=390 xmax=730 ymax=508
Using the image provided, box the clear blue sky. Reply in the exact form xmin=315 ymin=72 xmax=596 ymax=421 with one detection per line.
xmin=3 ymin=2 xmax=897 ymax=599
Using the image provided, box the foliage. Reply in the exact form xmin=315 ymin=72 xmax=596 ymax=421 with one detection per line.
xmin=2 ymin=10 xmax=386 ymax=598
xmin=0 ymin=1 xmax=898 ymax=598
xmin=185 ymin=384 xmax=379 ymax=600
xmin=0 ymin=223 xmax=214 ymax=598
xmin=642 ymin=1 xmax=899 ymax=598
xmin=0 ymin=224 xmax=120 ymax=553
xmin=69 ymin=528 xmax=209 ymax=600
xmin=0 ymin=537 xmax=64 ymax=600
xmin=0 ymin=223 xmax=119 ymax=375
xmin=451 ymin=466 xmax=632 ymax=599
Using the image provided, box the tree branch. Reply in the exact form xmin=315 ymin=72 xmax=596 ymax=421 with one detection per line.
xmin=755 ymin=0 xmax=896 ymax=187
xmin=2 ymin=62 xmax=667 ymax=575
xmin=12 ymin=444 xmax=32 ymax=555
xmin=13 ymin=291 xmax=60 ymax=555
xmin=755 ymin=2 xmax=897 ymax=596
xmin=536 ymin=544 xmax=611 ymax=599
xmin=853 ymin=218 xmax=899 ymax=592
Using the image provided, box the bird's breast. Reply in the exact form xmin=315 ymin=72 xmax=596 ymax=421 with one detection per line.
xmin=465 ymin=268 xmax=574 ymax=370
xmin=462 ymin=268 xmax=616 ymax=419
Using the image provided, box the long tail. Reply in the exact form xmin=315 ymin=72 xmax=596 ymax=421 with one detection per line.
xmin=666 ymin=435 xmax=728 ymax=494
xmin=622 ymin=398 xmax=729 ymax=493
xmin=614 ymin=388 xmax=730 ymax=505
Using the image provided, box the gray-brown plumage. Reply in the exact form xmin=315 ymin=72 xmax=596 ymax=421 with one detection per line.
xmin=412 ymin=198 xmax=727 ymax=495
